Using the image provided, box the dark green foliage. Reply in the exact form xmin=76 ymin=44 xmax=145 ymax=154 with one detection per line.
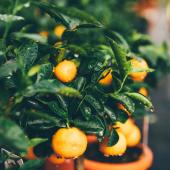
xmin=107 ymin=128 xmax=119 ymax=146
xmin=0 ymin=60 xmax=17 ymax=79
xmin=0 ymin=117 xmax=29 ymax=152
xmin=18 ymin=159 xmax=44 ymax=170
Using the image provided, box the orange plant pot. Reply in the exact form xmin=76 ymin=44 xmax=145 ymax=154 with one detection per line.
xmin=44 ymin=159 xmax=74 ymax=170
xmin=84 ymin=144 xmax=153 ymax=170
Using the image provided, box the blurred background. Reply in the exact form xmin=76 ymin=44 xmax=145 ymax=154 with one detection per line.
xmin=138 ymin=1 xmax=170 ymax=170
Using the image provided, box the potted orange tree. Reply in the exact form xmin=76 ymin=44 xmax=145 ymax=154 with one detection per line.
xmin=40 ymin=1 xmax=170 ymax=170
xmin=0 ymin=1 xmax=155 ymax=170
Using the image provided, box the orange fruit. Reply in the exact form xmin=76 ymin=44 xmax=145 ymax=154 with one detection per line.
xmin=114 ymin=119 xmax=135 ymax=137
xmin=47 ymin=154 xmax=65 ymax=165
xmin=138 ymin=87 xmax=148 ymax=97
xmin=99 ymin=70 xmax=112 ymax=86
xmin=99 ymin=131 xmax=127 ymax=156
xmin=130 ymin=58 xmax=148 ymax=82
xmin=39 ymin=31 xmax=49 ymax=38
xmin=126 ymin=125 xmax=141 ymax=147
xmin=53 ymin=60 xmax=77 ymax=83
xmin=52 ymin=127 xmax=87 ymax=158
xmin=117 ymin=103 xmax=131 ymax=115
xmin=87 ymin=135 xmax=97 ymax=144
xmin=25 ymin=147 xmax=37 ymax=160
xmin=54 ymin=25 xmax=66 ymax=38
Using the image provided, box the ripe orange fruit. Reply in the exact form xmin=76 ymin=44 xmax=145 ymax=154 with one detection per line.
xmin=53 ymin=60 xmax=77 ymax=83
xmin=25 ymin=147 xmax=37 ymax=160
xmin=117 ymin=103 xmax=131 ymax=115
xmin=39 ymin=31 xmax=49 ymax=38
xmin=47 ymin=154 xmax=65 ymax=165
xmin=138 ymin=87 xmax=148 ymax=97
xmin=114 ymin=119 xmax=135 ymax=137
xmin=126 ymin=125 xmax=141 ymax=147
xmin=130 ymin=58 xmax=148 ymax=82
xmin=52 ymin=127 xmax=87 ymax=158
xmin=99 ymin=70 xmax=112 ymax=86
xmin=54 ymin=25 xmax=66 ymax=38
xmin=99 ymin=131 xmax=127 ymax=156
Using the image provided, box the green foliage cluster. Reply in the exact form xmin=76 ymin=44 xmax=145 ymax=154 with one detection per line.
xmin=0 ymin=0 xmax=167 ymax=169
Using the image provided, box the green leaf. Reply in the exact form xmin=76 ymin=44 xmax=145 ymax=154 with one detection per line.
xmin=13 ymin=2 xmax=30 ymax=13
xmin=73 ymin=77 xmax=86 ymax=91
xmin=130 ymin=67 xmax=154 ymax=73
xmin=126 ymin=92 xmax=153 ymax=110
xmin=27 ymin=119 xmax=62 ymax=130
xmin=116 ymin=110 xmax=129 ymax=123
xmin=139 ymin=44 xmax=169 ymax=66
xmin=13 ymin=33 xmax=47 ymax=44
xmin=33 ymin=2 xmax=101 ymax=29
xmin=16 ymin=42 xmax=38 ymax=72
xmin=37 ymin=63 xmax=53 ymax=80
xmin=110 ymin=93 xmax=135 ymax=114
xmin=131 ymin=32 xmax=151 ymax=44
xmin=19 ymin=159 xmax=44 ymax=170
xmin=0 ymin=60 xmax=17 ymax=79
xmin=59 ymin=7 xmax=101 ymax=28
xmin=28 ymin=65 xmax=41 ymax=77
xmin=59 ymin=87 xmax=82 ymax=98
xmin=107 ymin=129 xmax=119 ymax=146
xmin=104 ymin=106 xmax=116 ymax=122
xmin=25 ymin=79 xmax=82 ymax=98
xmin=80 ymin=103 xmax=92 ymax=120
xmin=76 ymin=23 xmax=103 ymax=29
xmin=74 ymin=116 xmax=105 ymax=137
xmin=39 ymin=100 xmax=68 ymax=119
xmin=0 ymin=117 xmax=29 ymax=152
xmin=32 ymin=1 xmax=68 ymax=27
xmin=29 ymin=138 xmax=48 ymax=148
xmin=25 ymin=111 xmax=63 ymax=127
xmin=56 ymin=95 xmax=68 ymax=112
xmin=108 ymin=38 xmax=129 ymax=79
xmin=0 ymin=14 xmax=24 ymax=22
xmin=67 ymin=45 xmax=87 ymax=57
xmin=85 ymin=95 xmax=104 ymax=116
xmin=105 ymin=30 xmax=130 ymax=52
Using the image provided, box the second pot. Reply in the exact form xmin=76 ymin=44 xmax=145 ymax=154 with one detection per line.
xmin=84 ymin=144 xmax=153 ymax=170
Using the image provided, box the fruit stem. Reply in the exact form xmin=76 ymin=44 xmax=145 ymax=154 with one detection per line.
xmin=66 ymin=121 xmax=70 ymax=128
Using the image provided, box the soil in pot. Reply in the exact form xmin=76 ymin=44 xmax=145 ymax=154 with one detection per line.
xmin=85 ymin=143 xmax=143 ymax=163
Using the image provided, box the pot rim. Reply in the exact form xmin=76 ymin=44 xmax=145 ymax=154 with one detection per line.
xmin=84 ymin=144 xmax=153 ymax=170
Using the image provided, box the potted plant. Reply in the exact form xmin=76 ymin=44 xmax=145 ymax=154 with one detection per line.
xmin=0 ymin=1 xmax=162 ymax=170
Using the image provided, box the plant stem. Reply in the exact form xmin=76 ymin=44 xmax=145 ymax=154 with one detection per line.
xmin=75 ymin=156 xmax=84 ymax=170
xmin=66 ymin=121 xmax=70 ymax=128
xmin=116 ymin=74 xmax=128 ymax=93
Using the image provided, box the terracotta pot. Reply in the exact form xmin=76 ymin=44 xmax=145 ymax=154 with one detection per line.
xmin=84 ymin=144 xmax=153 ymax=170
xmin=44 ymin=159 xmax=74 ymax=170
